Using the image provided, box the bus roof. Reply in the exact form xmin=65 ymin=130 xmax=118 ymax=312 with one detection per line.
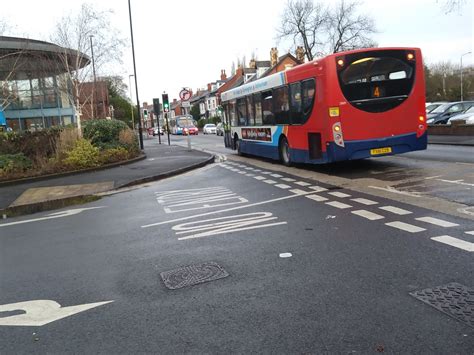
xmin=220 ymin=47 xmax=421 ymax=103
xmin=221 ymin=71 xmax=287 ymax=103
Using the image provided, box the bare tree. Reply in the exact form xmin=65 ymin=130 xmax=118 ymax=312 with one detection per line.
xmin=328 ymin=0 xmax=377 ymax=53
xmin=277 ymin=0 xmax=328 ymax=61
xmin=277 ymin=0 xmax=377 ymax=60
xmin=437 ymin=0 xmax=467 ymax=13
xmin=50 ymin=3 xmax=126 ymax=127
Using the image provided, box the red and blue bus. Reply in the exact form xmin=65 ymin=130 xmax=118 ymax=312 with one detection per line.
xmin=220 ymin=47 xmax=427 ymax=165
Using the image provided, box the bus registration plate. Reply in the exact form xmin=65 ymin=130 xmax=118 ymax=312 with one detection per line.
xmin=370 ymin=147 xmax=392 ymax=155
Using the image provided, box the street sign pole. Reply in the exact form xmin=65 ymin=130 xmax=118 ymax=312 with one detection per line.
xmin=165 ymin=112 xmax=171 ymax=146
xmin=179 ymin=88 xmax=192 ymax=151
xmin=153 ymin=98 xmax=161 ymax=144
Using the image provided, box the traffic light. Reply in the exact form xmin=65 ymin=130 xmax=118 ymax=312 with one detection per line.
xmin=143 ymin=109 xmax=148 ymax=118
xmin=162 ymin=93 xmax=169 ymax=113
xmin=153 ymin=98 xmax=160 ymax=114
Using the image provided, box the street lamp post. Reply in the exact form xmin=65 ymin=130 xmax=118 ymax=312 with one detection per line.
xmin=128 ymin=74 xmax=135 ymax=130
xmin=128 ymin=0 xmax=144 ymax=150
xmin=460 ymin=51 xmax=472 ymax=102
xmin=89 ymin=35 xmax=97 ymax=118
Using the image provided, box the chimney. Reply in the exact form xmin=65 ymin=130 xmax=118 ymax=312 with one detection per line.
xmin=220 ymin=69 xmax=227 ymax=81
xmin=270 ymin=47 xmax=278 ymax=67
xmin=249 ymin=59 xmax=256 ymax=69
xmin=207 ymin=83 xmax=212 ymax=91
xmin=173 ymin=98 xmax=177 ymax=103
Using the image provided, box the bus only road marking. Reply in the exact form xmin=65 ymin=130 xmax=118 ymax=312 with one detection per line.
xmin=173 ymin=212 xmax=287 ymax=240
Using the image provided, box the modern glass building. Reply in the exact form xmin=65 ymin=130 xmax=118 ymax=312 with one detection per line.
xmin=0 ymin=36 xmax=90 ymax=131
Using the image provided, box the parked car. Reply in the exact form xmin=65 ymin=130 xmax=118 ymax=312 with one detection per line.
xmin=203 ymin=123 xmax=217 ymax=134
xmin=447 ymin=106 xmax=474 ymax=125
xmin=216 ymin=123 xmax=224 ymax=136
xmin=153 ymin=127 xmax=164 ymax=136
xmin=426 ymin=101 xmax=474 ymax=124
xmin=183 ymin=125 xmax=198 ymax=135
xmin=426 ymin=102 xmax=448 ymax=113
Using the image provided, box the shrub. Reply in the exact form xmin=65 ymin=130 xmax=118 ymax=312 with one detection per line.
xmin=55 ymin=128 xmax=79 ymax=160
xmin=64 ymin=139 xmax=99 ymax=169
xmin=118 ymin=128 xmax=139 ymax=154
xmin=0 ymin=153 xmax=33 ymax=174
xmin=83 ymin=119 xmax=129 ymax=149
xmin=99 ymin=147 xmax=130 ymax=164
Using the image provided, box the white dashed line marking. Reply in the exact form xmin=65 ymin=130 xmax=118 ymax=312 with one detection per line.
xmin=279 ymin=253 xmax=293 ymax=258
xmin=270 ymin=174 xmax=283 ymax=178
xmin=282 ymin=178 xmax=296 ymax=182
xmin=309 ymin=186 xmax=328 ymax=192
xmin=290 ymin=189 xmax=309 ymax=195
xmin=261 ymin=171 xmax=272 ymax=175
xmin=254 ymin=176 xmax=266 ymax=180
xmin=351 ymin=198 xmax=378 ymax=205
xmin=328 ymin=191 xmax=351 ymax=198
xmin=466 ymin=231 xmax=474 ymax=235
xmin=244 ymin=167 xmax=254 ymax=170
xmin=385 ymin=221 xmax=426 ymax=233
xmin=246 ymin=173 xmax=255 ymax=177
xmin=415 ymin=217 xmax=459 ymax=228
xmin=238 ymin=171 xmax=246 ymax=174
xmin=431 ymin=236 xmax=474 ymax=252
xmin=306 ymin=194 xmax=328 ymax=202
xmin=325 ymin=201 xmax=352 ymax=209
xmin=263 ymin=179 xmax=277 ymax=184
xmin=275 ymin=184 xmax=291 ymax=189
xmin=379 ymin=206 xmax=412 ymax=215
xmin=295 ymin=181 xmax=311 ymax=186
xmin=351 ymin=210 xmax=384 ymax=221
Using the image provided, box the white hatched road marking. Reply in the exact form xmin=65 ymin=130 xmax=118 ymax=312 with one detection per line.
xmin=282 ymin=177 xmax=296 ymax=182
xmin=385 ymin=221 xmax=426 ymax=233
xmin=309 ymin=186 xmax=328 ymax=192
xmin=246 ymin=173 xmax=255 ymax=177
xmin=415 ymin=217 xmax=459 ymax=228
xmin=295 ymin=181 xmax=311 ymax=186
xmin=290 ymin=189 xmax=309 ymax=195
xmin=263 ymin=179 xmax=277 ymax=184
xmin=238 ymin=171 xmax=246 ymax=174
xmin=431 ymin=236 xmax=474 ymax=252
xmin=351 ymin=198 xmax=378 ymax=205
xmin=328 ymin=191 xmax=351 ymax=198
xmin=466 ymin=231 xmax=474 ymax=235
xmin=379 ymin=206 xmax=412 ymax=215
xmin=254 ymin=176 xmax=266 ymax=180
xmin=325 ymin=201 xmax=352 ymax=209
xmin=351 ymin=210 xmax=384 ymax=221
xmin=271 ymin=174 xmax=283 ymax=178
xmin=245 ymin=167 xmax=254 ymax=170
xmin=275 ymin=184 xmax=291 ymax=189
xmin=306 ymin=194 xmax=328 ymax=202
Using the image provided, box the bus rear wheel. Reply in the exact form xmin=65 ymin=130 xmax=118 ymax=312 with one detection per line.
xmin=279 ymin=136 xmax=291 ymax=166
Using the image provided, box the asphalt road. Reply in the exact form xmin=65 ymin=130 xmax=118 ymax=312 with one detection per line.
xmin=168 ymin=134 xmax=474 ymax=208
xmin=1 ymin=157 xmax=473 ymax=353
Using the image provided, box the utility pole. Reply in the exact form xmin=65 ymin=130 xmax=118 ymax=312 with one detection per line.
xmin=128 ymin=74 xmax=135 ymax=130
xmin=128 ymin=0 xmax=144 ymax=150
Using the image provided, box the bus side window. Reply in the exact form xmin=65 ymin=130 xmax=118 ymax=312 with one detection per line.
xmin=237 ymin=98 xmax=248 ymax=126
xmin=229 ymin=100 xmax=238 ymax=127
xmin=273 ymin=86 xmax=290 ymax=125
xmin=254 ymin=93 xmax=263 ymax=126
xmin=246 ymin=95 xmax=255 ymax=126
xmin=290 ymin=82 xmax=303 ymax=124
xmin=261 ymin=90 xmax=274 ymax=125
xmin=302 ymin=79 xmax=316 ymax=118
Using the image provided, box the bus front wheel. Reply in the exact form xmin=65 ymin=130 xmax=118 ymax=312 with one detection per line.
xmin=279 ymin=136 xmax=291 ymax=166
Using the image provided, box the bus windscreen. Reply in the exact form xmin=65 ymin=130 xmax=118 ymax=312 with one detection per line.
xmin=337 ymin=50 xmax=415 ymax=113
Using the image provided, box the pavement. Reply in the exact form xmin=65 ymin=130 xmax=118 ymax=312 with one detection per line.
xmin=428 ymin=134 xmax=474 ymax=146
xmin=0 ymin=139 xmax=214 ymax=216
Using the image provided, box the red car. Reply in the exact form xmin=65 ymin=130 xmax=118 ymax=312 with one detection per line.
xmin=183 ymin=125 xmax=198 ymax=135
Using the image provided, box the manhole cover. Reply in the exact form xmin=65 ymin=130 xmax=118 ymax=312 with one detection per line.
xmin=410 ymin=283 xmax=474 ymax=328
xmin=160 ymin=262 xmax=229 ymax=290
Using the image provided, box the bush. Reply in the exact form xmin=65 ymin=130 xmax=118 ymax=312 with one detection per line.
xmin=0 ymin=153 xmax=33 ymax=174
xmin=55 ymin=128 xmax=80 ymax=160
xmin=99 ymin=147 xmax=130 ymax=164
xmin=118 ymin=128 xmax=139 ymax=155
xmin=83 ymin=119 xmax=129 ymax=149
xmin=64 ymin=139 xmax=100 ymax=169
xmin=0 ymin=128 xmax=61 ymax=162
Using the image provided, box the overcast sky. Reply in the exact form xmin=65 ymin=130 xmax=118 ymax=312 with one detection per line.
xmin=2 ymin=0 xmax=473 ymax=104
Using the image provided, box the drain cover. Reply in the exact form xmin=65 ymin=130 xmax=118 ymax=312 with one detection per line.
xmin=410 ymin=283 xmax=474 ymax=328
xmin=160 ymin=262 xmax=229 ymax=290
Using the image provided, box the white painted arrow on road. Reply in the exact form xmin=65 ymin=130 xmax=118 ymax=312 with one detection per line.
xmin=0 ymin=206 xmax=106 ymax=228
xmin=0 ymin=299 xmax=113 ymax=326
